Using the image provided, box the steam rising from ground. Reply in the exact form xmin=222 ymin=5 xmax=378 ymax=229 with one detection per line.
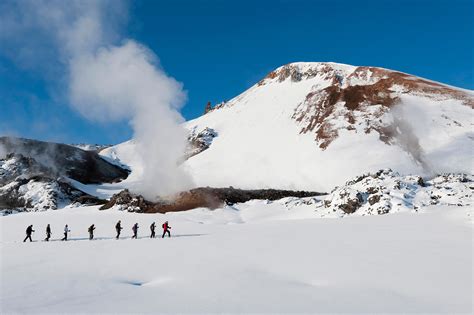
xmin=70 ymin=42 xmax=192 ymax=197
xmin=1 ymin=0 xmax=193 ymax=199
xmin=390 ymin=104 xmax=433 ymax=174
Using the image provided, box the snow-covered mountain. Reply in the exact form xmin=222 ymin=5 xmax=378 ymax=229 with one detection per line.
xmin=2 ymin=62 xmax=473 ymax=213
xmin=182 ymin=62 xmax=473 ymax=191
xmin=0 ymin=137 xmax=129 ymax=213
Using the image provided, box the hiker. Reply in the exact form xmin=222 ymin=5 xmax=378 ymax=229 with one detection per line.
xmin=88 ymin=224 xmax=96 ymax=240
xmin=23 ymin=225 xmax=34 ymax=242
xmin=44 ymin=224 xmax=51 ymax=241
xmin=61 ymin=224 xmax=71 ymax=241
xmin=115 ymin=220 xmax=123 ymax=239
xmin=162 ymin=221 xmax=171 ymax=238
xmin=132 ymin=223 xmax=139 ymax=239
xmin=150 ymin=222 xmax=156 ymax=238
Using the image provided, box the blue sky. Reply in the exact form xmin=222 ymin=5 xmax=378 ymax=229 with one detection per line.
xmin=1 ymin=0 xmax=472 ymax=144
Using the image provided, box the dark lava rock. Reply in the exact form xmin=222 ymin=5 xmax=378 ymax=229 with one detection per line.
xmin=417 ymin=176 xmax=425 ymax=187
xmin=366 ymin=186 xmax=379 ymax=194
xmin=338 ymin=192 xmax=363 ymax=214
xmin=368 ymin=194 xmax=381 ymax=205
xmin=101 ymin=187 xmax=326 ymax=213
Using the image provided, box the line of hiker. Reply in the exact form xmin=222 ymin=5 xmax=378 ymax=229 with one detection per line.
xmin=23 ymin=221 xmax=172 ymax=242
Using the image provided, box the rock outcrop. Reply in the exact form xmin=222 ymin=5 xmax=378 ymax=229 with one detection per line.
xmin=0 ymin=137 xmax=129 ymax=184
xmin=323 ymin=169 xmax=472 ymax=215
xmin=0 ymin=157 xmax=107 ymax=213
xmin=0 ymin=137 xmax=127 ymax=213
xmin=101 ymin=187 xmax=326 ymax=213
xmin=186 ymin=127 xmax=218 ymax=159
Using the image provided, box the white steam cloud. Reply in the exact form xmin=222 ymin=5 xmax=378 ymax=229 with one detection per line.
xmin=1 ymin=0 xmax=193 ymax=199
xmin=390 ymin=104 xmax=433 ymax=175
xmin=69 ymin=42 xmax=192 ymax=197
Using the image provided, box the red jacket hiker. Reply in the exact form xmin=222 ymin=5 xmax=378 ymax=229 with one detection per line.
xmin=162 ymin=221 xmax=171 ymax=238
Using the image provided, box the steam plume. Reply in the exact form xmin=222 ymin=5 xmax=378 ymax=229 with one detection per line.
xmin=390 ymin=104 xmax=432 ymax=174
xmin=1 ymin=0 xmax=193 ymax=199
xmin=69 ymin=42 xmax=192 ymax=197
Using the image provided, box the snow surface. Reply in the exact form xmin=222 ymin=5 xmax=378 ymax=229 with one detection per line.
xmin=1 ymin=204 xmax=472 ymax=313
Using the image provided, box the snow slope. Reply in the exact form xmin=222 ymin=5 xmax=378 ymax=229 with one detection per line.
xmin=181 ymin=62 xmax=473 ymax=191
xmin=1 ymin=204 xmax=472 ymax=313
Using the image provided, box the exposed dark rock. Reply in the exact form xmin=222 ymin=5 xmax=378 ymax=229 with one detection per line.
xmin=337 ymin=192 xmax=363 ymax=214
xmin=291 ymin=69 xmax=302 ymax=82
xmin=101 ymin=187 xmax=326 ymax=213
xmin=366 ymin=187 xmax=379 ymax=194
xmin=377 ymin=204 xmax=391 ymax=215
xmin=368 ymin=194 xmax=381 ymax=205
xmin=417 ymin=176 xmax=425 ymax=187
xmin=204 ymin=101 xmax=213 ymax=114
xmin=100 ymin=189 xmax=151 ymax=212
xmin=186 ymin=127 xmax=218 ymax=159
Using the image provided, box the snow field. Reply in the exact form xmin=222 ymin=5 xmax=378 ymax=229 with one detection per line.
xmin=1 ymin=204 xmax=472 ymax=313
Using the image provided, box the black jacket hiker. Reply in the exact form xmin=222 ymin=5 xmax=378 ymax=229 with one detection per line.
xmin=45 ymin=224 xmax=51 ymax=241
xmin=88 ymin=224 xmax=96 ymax=240
xmin=115 ymin=221 xmax=123 ymax=239
xmin=150 ymin=222 xmax=156 ymax=238
xmin=23 ymin=225 xmax=34 ymax=242
xmin=132 ymin=223 xmax=139 ymax=239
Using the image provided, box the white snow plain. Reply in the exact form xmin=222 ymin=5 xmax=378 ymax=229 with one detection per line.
xmin=1 ymin=204 xmax=472 ymax=313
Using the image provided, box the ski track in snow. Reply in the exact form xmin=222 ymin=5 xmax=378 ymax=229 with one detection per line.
xmin=1 ymin=204 xmax=472 ymax=313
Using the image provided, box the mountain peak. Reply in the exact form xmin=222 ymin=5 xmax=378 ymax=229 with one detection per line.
xmin=183 ymin=62 xmax=473 ymax=191
xmin=258 ymin=62 xmax=357 ymax=86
